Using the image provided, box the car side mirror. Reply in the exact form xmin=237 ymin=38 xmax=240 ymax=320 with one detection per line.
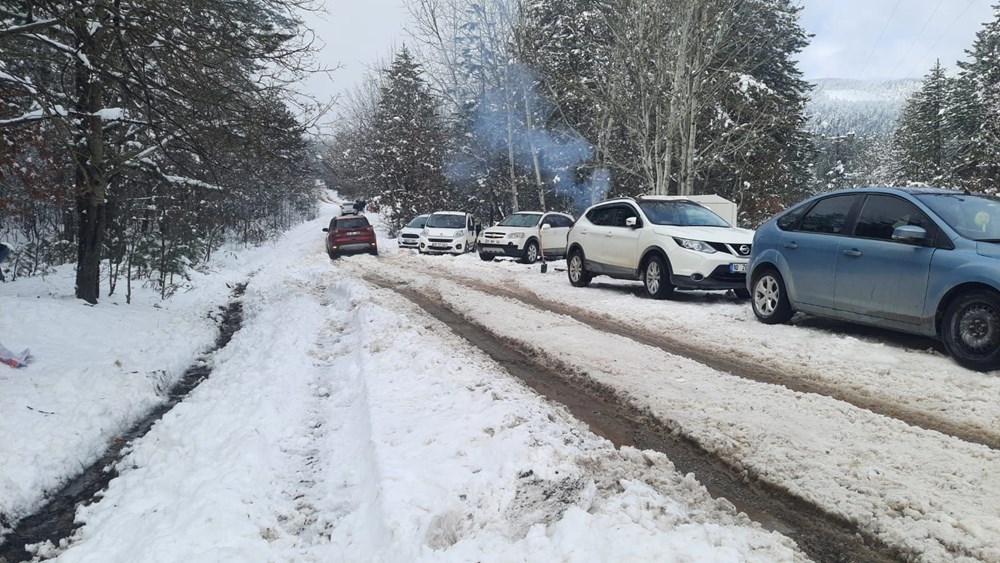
xmin=892 ymin=225 xmax=927 ymax=242
xmin=625 ymin=217 xmax=638 ymax=228
xmin=323 ymin=228 xmax=329 ymax=232
xmin=541 ymin=223 xmax=551 ymax=230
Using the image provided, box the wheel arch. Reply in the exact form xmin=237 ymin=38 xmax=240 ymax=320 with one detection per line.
xmin=935 ymin=282 xmax=1000 ymax=334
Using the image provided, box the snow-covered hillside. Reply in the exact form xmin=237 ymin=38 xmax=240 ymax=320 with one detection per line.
xmin=806 ymin=78 xmax=921 ymax=136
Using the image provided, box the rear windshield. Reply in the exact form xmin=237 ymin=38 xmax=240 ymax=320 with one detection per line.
xmin=335 ymin=217 xmax=370 ymax=229
xmin=406 ymin=215 xmax=428 ymax=228
xmin=426 ymin=214 xmax=466 ymax=229
xmin=498 ymin=213 xmax=541 ymax=227
xmin=638 ymin=200 xmax=730 ymax=227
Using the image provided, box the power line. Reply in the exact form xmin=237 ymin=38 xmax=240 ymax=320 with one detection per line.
xmin=857 ymin=0 xmax=903 ymax=80
xmin=912 ymin=0 xmax=978 ymax=75
xmin=887 ymin=0 xmax=946 ymax=78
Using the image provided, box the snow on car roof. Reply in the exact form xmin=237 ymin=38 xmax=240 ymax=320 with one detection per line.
xmin=430 ymin=211 xmax=468 ymax=216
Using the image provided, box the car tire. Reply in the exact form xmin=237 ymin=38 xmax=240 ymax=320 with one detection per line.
xmin=941 ymin=289 xmax=1000 ymax=372
xmin=642 ymin=255 xmax=674 ymax=299
xmin=567 ymin=249 xmax=592 ymax=287
xmin=479 ymin=252 xmax=495 ymax=262
xmin=751 ymin=268 xmax=793 ymax=324
xmin=521 ymin=240 xmax=539 ymax=264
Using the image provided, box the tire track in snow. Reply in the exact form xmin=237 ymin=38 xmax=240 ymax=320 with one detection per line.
xmin=379 ymin=258 xmax=1000 ymax=452
xmin=361 ymin=270 xmax=1000 ymax=562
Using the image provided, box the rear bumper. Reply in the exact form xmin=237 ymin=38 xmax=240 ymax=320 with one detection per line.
xmin=333 ymin=242 xmax=377 ymax=253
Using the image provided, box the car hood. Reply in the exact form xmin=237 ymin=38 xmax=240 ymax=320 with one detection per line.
xmin=401 ymin=226 xmax=423 ymax=236
xmin=483 ymin=226 xmax=534 ymax=236
xmin=652 ymin=225 xmax=754 ymax=243
xmin=976 ymin=241 xmax=1000 ymax=258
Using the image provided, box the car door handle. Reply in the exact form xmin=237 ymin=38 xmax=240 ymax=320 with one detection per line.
xmin=843 ymin=248 xmax=862 ymax=257
xmin=784 ymin=242 xmax=798 ymax=249
xmin=605 ymin=232 xmax=614 ymax=237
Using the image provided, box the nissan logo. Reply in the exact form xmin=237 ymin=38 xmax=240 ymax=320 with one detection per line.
xmin=739 ymin=245 xmax=750 ymax=255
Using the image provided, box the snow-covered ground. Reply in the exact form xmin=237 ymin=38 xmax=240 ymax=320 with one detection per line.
xmin=0 ymin=200 xmax=806 ymax=561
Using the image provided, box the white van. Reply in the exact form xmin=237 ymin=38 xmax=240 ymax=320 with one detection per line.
xmin=418 ymin=211 xmax=480 ymax=255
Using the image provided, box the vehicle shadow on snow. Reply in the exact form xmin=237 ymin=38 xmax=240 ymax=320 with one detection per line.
xmin=582 ymin=281 xmax=946 ymax=355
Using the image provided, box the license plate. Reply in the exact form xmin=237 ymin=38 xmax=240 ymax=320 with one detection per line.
xmin=347 ymin=231 xmax=359 ymax=236
xmin=729 ymin=263 xmax=747 ymax=273
xmin=432 ymin=244 xmax=450 ymax=249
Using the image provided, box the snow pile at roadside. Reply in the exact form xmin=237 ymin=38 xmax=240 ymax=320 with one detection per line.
xmin=0 ymin=264 xmax=238 ymax=532
xmin=2 ymin=206 xmax=804 ymax=561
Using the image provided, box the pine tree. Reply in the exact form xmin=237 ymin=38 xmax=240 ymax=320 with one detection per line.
xmin=366 ymin=48 xmax=449 ymax=235
xmin=892 ymin=61 xmax=952 ymax=185
xmin=953 ymin=4 xmax=1000 ymax=192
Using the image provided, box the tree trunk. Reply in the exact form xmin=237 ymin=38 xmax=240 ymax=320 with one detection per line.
xmin=72 ymin=0 xmax=109 ymax=304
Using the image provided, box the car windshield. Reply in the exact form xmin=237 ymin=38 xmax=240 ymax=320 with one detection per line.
xmin=917 ymin=193 xmax=1000 ymax=241
xmin=336 ymin=217 xmax=369 ymax=229
xmin=426 ymin=214 xmax=466 ymax=229
xmin=498 ymin=213 xmax=541 ymax=227
xmin=406 ymin=215 xmax=428 ymax=228
xmin=638 ymin=201 xmax=730 ymax=227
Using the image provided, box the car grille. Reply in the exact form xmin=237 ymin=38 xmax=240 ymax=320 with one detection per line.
xmin=484 ymin=232 xmax=505 ymax=239
xmin=400 ymin=233 xmax=419 ymax=239
xmin=709 ymin=265 xmax=746 ymax=282
xmin=429 ymin=238 xmax=454 ymax=243
xmin=708 ymin=242 xmax=752 ymax=256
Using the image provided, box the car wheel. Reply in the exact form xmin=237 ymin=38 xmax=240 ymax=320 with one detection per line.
xmin=941 ymin=290 xmax=1000 ymax=371
xmin=751 ymin=268 xmax=793 ymax=324
xmin=567 ymin=249 xmax=592 ymax=287
xmin=642 ymin=255 xmax=674 ymax=299
xmin=521 ymin=240 xmax=539 ymax=264
xmin=479 ymin=252 xmax=495 ymax=262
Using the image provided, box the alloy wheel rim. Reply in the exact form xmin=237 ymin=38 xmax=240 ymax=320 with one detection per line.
xmin=527 ymin=244 xmax=537 ymax=262
xmin=569 ymin=255 xmax=582 ymax=281
xmin=957 ymin=303 xmax=1000 ymax=354
xmin=754 ymin=276 xmax=778 ymax=316
xmin=646 ymin=262 xmax=660 ymax=294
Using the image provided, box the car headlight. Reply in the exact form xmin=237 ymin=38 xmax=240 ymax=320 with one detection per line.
xmin=453 ymin=230 xmax=464 ymax=237
xmin=509 ymin=232 xmax=525 ymax=239
xmin=673 ymin=237 xmax=716 ymax=253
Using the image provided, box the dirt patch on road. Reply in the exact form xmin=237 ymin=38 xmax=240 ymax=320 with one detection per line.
xmin=371 ymin=276 xmax=902 ymax=563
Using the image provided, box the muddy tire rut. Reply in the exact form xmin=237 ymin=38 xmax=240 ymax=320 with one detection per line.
xmin=368 ymin=275 xmax=904 ymax=563
xmin=401 ymin=265 xmax=1000 ymax=452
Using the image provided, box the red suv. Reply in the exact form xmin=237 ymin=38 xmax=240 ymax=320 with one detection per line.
xmin=323 ymin=214 xmax=378 ymax=258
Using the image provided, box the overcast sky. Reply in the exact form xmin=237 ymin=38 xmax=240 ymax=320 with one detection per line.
xmin=301 ymin=0 xmax=998 ymax=104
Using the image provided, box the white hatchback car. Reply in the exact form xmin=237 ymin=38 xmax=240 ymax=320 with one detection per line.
xmin=398 ymin=213 xmax=429 ymax=250
xmin=418 ymin=211 xmax=479 ymax=255
xmin=566 ymin=196 xmax=754 ymax=299
xmin=477 ymin=211 xmax=574 ymax=263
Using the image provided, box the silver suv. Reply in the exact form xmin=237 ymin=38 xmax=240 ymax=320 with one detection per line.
xmin=566 ymin=196 xmax=754 ymax=299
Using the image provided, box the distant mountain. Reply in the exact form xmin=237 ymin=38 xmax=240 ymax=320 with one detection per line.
xmin=806 ymin=78 xmax=921 ymax=137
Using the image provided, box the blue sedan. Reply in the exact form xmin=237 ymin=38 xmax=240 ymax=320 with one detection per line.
xmin=747 ymin=187 xmax=1000 ymax=371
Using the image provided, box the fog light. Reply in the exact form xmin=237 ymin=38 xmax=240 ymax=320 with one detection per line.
xmin=456 ymin=244 xmax=463 ymax=250
xmin=691 ymin=273 xmax=704 ymax=281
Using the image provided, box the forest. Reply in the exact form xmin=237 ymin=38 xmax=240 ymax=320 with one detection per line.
xmin=2 ymin=0 xmax=999 ymax=301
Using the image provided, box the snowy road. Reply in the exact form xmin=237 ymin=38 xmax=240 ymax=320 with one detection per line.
xmin=3 ymin=201 xmax=998 ymax=562
xmin=340 ymin=235 xmax=1000 ymax=562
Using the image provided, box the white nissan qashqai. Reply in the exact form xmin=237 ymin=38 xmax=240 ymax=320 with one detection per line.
xmin=566 ymin=196 xmax=754 ymax=299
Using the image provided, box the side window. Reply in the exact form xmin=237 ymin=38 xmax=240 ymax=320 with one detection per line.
xmin=853 ymin=195 xmax=932 ymax=242
xmin=541 ymin=215 xmax=555 ymax=227
xmin=613 ymin=205 xmax=640 ymax=228
xmin=587 ymin=206 xmax=615 ymax=226
xmin=797 ymin=195 xmax=859 ymax=234
xmin=776 ymin=203 xmax=809 ymax=231
xmin=556 ymin=215 xmax=573 ymax=228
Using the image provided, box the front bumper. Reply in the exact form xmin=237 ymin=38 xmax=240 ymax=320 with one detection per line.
xmin=420 ymin=238 xmax=467 ymax=254
xmin=477 ymin=242 xmax=524 ymax=257
xmin=671 ymin=265 xmax=746 ymax=290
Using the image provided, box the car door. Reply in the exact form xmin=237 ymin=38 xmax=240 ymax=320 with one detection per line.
xmin=780 ymin=194 xmax=863 ymax=309
xmin=604 ymin=204 xmax=644 ymax=271
xmin=540 ymin=213 xmax=571 ymax=255
xmin=580 ymin=205 xmax=616 ymax=266
xmin=834 ymin=194 xmax=937 ymax=324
